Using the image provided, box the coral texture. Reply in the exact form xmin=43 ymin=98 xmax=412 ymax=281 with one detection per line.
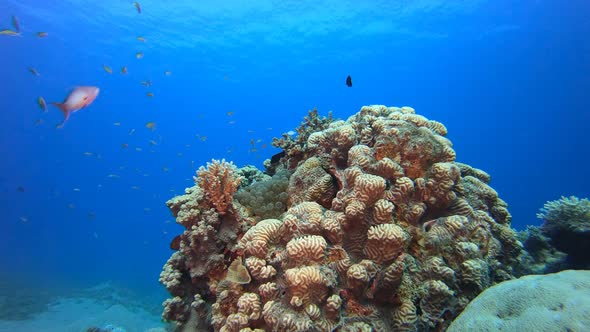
xmin=160 ymin=105 xmax=523 ymax=331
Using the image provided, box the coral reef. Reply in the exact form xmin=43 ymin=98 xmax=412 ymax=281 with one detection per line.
xmin=518 ymin=196 xmax=590 ymax=274
xmin=160 ymin=105 xmax=523 ymax=331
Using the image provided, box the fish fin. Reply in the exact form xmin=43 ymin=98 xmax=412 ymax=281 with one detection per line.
xmin=51 ymin=102 xmax=71 ymax=128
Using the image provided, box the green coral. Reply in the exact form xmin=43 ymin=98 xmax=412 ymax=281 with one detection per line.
xmin=235 ymin=169 xmax=290 ymax=220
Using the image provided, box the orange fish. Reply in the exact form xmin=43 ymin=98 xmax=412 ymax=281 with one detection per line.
xmin=51 ymin=86 xmax=100 ymax=128
xmin=36 ymin=32 xmax=48 ymax=38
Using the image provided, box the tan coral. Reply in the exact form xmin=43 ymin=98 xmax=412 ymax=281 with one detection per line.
xmin=373 ymin=199 xmax=395 ymax=224
xmin=245 ymin=257 xmax=276 ymax=281
xmin=258 ymin=282 xmax=279 ymax=301
xmin=287 ymin=157 xmax=336 ymax=209
xmin=239 ymin=219 xmax=282 ymax=258
xmin=284 ymin=266 xmax=330 ymax=308
xmin=286 ymin=235 xmax=327 ymax=265
xmin=237 ymin=292 xmax=262 ymax=320
xmin=282 ymin=202 xmax=324 ymax=237
xmin=195 ymin=159 xmax=241 ymax=215
xmin=364 ymin=224 xmax=410 ymax=264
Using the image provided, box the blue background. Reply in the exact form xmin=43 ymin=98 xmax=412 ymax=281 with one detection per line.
xmin=1 ymin=0 xmax=588 ymax=298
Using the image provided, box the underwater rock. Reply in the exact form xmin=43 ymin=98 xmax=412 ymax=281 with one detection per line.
xmin=160 ymin=105 xmax=524 ymax=331
xmin=518 ymin=196 xmax=590 ymax=274
xmin=447 ymin=270 xmax=590 ymax=332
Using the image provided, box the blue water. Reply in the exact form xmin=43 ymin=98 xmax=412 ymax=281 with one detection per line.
xmin=1 ymin=0 xmax=589 ymax=314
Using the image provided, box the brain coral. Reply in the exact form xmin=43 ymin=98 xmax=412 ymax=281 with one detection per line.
xmin=160 ymin=105 xmax=523 ymax=331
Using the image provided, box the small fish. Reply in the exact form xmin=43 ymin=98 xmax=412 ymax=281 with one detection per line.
xmin=177 ymin=152 xmax=183 ymax=157
xmin=135 ymin=147 xmax=143 ymax=152
xmin=133 ymin=1 xmax=141 ymax=13
xmin=136 ymin=36 xmax=146 ymax=42
xmin=0 ymin=29 xmax=20 ymax=36
xmin=19 ymin=216 xmax=29 ymax=224
xmin=73 ymin=188 xmax=80 ymax=192
xmin=88 ymin=211 xmax=96 ymax=219
xmin=145 ymin=122 xmax=156 ymax=131
xmin=11 ymin=15 xmax=20 ymax=33
xmin=228 ymin=120 xmax=236 ymax=125
xmin=107 ymin=174 xmax=120 ymax=178
xmin=146 ymin=92 xmax=154 ymax=97
xmin=131 ymin=186 xmax=140 ymax=190
xmin=140 ymin=80 xmax=152 ymax=87
xmin=83 ymin=152 xmax=93 ymax=156
xmin=346 ymin=75 xmax=352 ymax=87
xmin=28 ymin=67 xmax=40 ymax=76
xmin=149 ymin=139 xmax=158 ymax=146
xmin=17 ymin=186 xmax=25 ymax=192
xmin=170 ymin=235 xmax=181 ymax=250
xmin=103 ymin=65 xmax=112 ymax=74
xmin=51 ymin=86 xmax=100 ymax=128
xmin=37 ymin=97 xmax=47 ymax=112
xmin=34 ymin=119 xmax=43 ymax=126
xmin=136 ymin=52 xmax=144 ymax=59
xmin=36 ymin=32 xmax=48 ymax=38
xmin=227 ymin=111 xmax=234 ymax=116
xmin=128 ymin=128 xmax=136 ymax=135
xmin=113 ymin=122 xmax=121 ymax=126
xmin=162 ymin=166 xmax=169 ymax=172
xmin=287 ymin=130 xmax=296 ymax=136
xmin=165 ymin=70 xmax=171 ymax=76
xmin=121 ymin=66 xmax=128 ymax=74
xmin=68 ymin=203 xmax=76 ymax=209
xmin=121 ymin=143 xmax=129 ymax=148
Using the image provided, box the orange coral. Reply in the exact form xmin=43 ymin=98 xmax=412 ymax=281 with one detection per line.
xmin=195 ymin=159 xmax=242 ymax=215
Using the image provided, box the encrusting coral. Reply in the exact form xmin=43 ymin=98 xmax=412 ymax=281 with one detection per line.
xmin=160 ymin=105 xmax=524 ymax=331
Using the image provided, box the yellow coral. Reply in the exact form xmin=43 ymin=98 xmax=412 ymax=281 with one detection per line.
xmin=195 ymin=159 xmax=241 ymax=215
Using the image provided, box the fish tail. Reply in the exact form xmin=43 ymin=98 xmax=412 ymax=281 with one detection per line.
xmin=51 ymin=102 xmax=71 ymax=128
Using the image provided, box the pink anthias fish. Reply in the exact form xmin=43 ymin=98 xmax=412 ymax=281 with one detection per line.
xmin=51 ymin=86 xmax=100 ymax=128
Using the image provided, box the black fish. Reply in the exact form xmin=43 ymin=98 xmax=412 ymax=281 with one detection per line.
xmin=170 ymin=235 xmax=181 ymax=250
xmin=270 ymin=150 xmax=285 ymax=164
xmin=346 ymin=75 xmax=352 ymax=87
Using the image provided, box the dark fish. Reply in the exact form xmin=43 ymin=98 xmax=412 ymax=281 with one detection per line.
xmin=346 ymin=75 xmax=352 ymax=87
xmin=270 ymin=151 xmax=285 ymax=164
xmin=11 ymin=16 xmax=20 ymax=33
xmin=17 ymin=186 xmax=25 ymax=192
xmin=170 ymin=235 xmax=181 ymax=250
